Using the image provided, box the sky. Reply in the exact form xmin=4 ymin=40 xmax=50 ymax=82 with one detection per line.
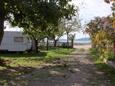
xmin=71 ymin=0 xmax=112 ymax=39
xmin=5 ymin=0 xmax=112 ymax=39
xmin=72 ymin=0 xmax=112 ymax=22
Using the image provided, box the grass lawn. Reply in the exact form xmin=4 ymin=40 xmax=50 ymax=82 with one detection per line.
xmin=0 ymin=48 xmax=74 ymax=69
xmin=0 ymin=48 xmax=74 ymax=86
xmin=90 ymin=48 xmax=115 ymax=85
xmin=0 ymin=48 xmax=75 ymax=85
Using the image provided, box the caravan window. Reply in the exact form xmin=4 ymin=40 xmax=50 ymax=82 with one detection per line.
xmin=14 ymin=37 xmax=23 ymax=42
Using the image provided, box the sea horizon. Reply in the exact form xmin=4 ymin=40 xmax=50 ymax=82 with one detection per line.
xmin=59 ymin=37 xmax=91 ymax=44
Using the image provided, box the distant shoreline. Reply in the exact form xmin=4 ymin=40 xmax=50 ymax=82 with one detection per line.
xmin=74 ymin=43 xmax=91 ymax=45
xmin=74 ymin=44 xmax=91 ymax=50
xmin=59 ymin=38 xmax=91 ymax=44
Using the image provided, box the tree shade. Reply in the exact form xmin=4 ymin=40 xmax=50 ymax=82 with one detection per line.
xmin=0 ymin=0 xmax=76 ymax=45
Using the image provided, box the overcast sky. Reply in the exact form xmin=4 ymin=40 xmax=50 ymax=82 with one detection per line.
xmin=5 ymin=0 xmax=112 ymax=39
xmin=72 ymin=0 xmax=112 ymax=23
xmin=71 ymin=0 xmax=112 ymax=39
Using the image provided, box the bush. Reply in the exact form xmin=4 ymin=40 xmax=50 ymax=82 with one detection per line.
xmin=90 ymin=48 xmax=115 ymax=62
xmin=61 ymin=43 xmax=71 ymax=48
xmin=90 ymin=48 xmax=99 ymax=58
xmin=61 ymin=43 xmax=68 ymax=48
xmin=90 ymin=48 xmax=100 ymax=62
xmin=0 ymin=58 xmax=11 ymax=66
xmin=106 ymin=50 xmax=115 ymax=61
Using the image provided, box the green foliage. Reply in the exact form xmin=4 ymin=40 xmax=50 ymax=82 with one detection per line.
xmin=90 ymin=48 xmax=115 ymax=85
xmin=60 ymin=18 xmax=80 ymax=47
xmin=63 ymin=18 xmax=80 ymax=34
xmin=0 ymin=48 xmax=74 ymax=68
xmin=106 ymin=50 xmax=115 ymax=61
xmin=0 ymin=0 xmax=76 ymax=45
xmin=90 ymin=47 xmax=115 ymax=62
xmin=61 ymin=43 xmax=68 ymax=48
xmin=96 ymin=63 xmax=115 ymax=85
xmin=44 ymin=48 xmax=74 ymax=62
xmin=86 ymin=16 xmax=115 ymax=62
xmin=90 ymin=48 xmax=100 ymax=61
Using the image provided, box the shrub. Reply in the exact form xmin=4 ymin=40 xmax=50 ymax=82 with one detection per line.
xmin=106 ymin=50 xmax=115 ymax=61
xmin=61 ymin=43 xmax=71 ymax=48
xmin=90 ymin=48 xmax=115 ymax=62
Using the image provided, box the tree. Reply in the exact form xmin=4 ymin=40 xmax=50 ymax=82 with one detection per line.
xmin=44 ymin=24 xmax=57 ymax=50
xmin=1 ymin=0 xmax=76 ymax=53
xmin=23 ymin=26 xmax=45 ymax=52
xmin=104 ymin=0 xmax=115 ymax=3
xmin=68 ymin=34 xmax=76 ymax=48
xmin=85 ymin=17 xmax=103 ymax=47
xmin=0 ymin=0 xmax=76 ymax=46
xmin=49 ymin=21 xmax=65 ymax=47
xmin=62 ymin=17 xmax=80 ymax=47
xmin=0 ymin=0 xmax=23 ymax=44
xmin=104 ymin=0 xmax=115 ymax=54
xmin=86 ymin=16 xmax=115 ymax=62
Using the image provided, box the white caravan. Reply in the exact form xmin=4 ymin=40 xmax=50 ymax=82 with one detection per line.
xmin=0 ymin=31 xmax=32 ymax=52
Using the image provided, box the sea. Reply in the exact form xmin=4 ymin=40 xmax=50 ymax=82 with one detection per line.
xmin=59 ymin=38 xmax=91 ymax=44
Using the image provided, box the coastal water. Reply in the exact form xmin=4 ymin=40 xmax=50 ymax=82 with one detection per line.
xmin=75 ymin=40 xmax=91 ymax=44
xmin=59 ymin=38 xmax=91 ymax=44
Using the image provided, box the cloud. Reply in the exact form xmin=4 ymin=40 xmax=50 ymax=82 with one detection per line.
xmin=72 ymin=0 xmax=112 ymax=23
xmin=71 ymin=0 xmax=112 ymax=39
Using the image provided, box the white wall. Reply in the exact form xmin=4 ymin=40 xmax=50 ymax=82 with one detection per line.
xmin=0 ymin=31 xmax=31 ymax=51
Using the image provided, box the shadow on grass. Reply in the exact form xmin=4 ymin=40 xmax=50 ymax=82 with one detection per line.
xmin=89 ymin=48 xmax=115 ymax=85
xmin=52 ymin=48 xmax=75 ymax=55
xmin=0 ymin=60 xmax=70 ymax=86
xmin=95 ymin=63 xmax=115 ymax=85
xmin=0 ymin=51 xmax=48 ymax=69
xmin=0 ymin=48 xmax=76 ymax=86
xmin=0 ymin=55 xmax=114 ymax=86
xmin=0 ymin=51 xmax=47 ymax=58
xmin=0 ymin=66 xmax=37 ymax=86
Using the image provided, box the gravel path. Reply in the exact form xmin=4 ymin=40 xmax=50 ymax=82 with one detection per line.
xmin=24 ymin=49 xmax=112 ymax=86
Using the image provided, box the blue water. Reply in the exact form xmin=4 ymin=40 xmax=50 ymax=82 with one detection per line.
xmin=59 ymin=38 xmax=91 ymax=44
xmin=75 ymin=40 xmax=91 ymax=44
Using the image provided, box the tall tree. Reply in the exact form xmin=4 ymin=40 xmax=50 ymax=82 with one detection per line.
xmin=62 ymin=18 xmax=80 ymax=47
xmin=68 ymin=34 xmax=76 ymax=48
xmin=49 ymin=22 xmax=65 ymax=47
xmin=0 ymin=0 xmax=22 ymax=44
xmin=23 ymin=26 xmax=45 ymax=52
xmin=104 ymin=0 xmax=115 ymax=54
xmin=0 ymin=0 xmax=76 ymax=45
xmin=85 ymin=17 xmax=103 ymax=47
xmin=86 ymin=16 xmax=115 ymax=61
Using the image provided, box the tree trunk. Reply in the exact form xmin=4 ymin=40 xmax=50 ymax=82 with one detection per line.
xmin=54 ymin=39 xmax=57 ymax=48
xmin=67 ymin=33 xmax=69 ymax=48
xmin=71 ymin=39 xmax=74 ymax=48
xmin=46 ymin=37 xmax=49 ymax=50
xmin=0 ymin=12 xmax=4 ymax=45
xmin=32 ymin=38 xmax=38 ymax=53
xmin=113 ymin=42 xmax=115 ymax=56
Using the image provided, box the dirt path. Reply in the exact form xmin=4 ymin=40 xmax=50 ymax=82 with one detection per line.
xmin=19 ymin=49 xmax=112 ymax=86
